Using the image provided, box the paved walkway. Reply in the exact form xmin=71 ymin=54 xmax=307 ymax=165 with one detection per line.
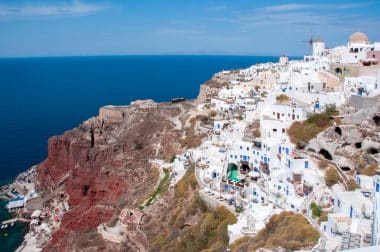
xmin=199 ymin=189 xmax=235 ymax=213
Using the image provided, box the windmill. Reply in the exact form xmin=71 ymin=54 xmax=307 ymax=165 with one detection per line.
xmin=302 ymin=32 xmax=314 ymax=55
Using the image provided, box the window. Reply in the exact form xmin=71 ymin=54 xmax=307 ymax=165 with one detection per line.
xmin=247 ymin=147 xmax=249 ymax=151
xmin=304 ymin=161 xmax=309 ymax=168
xmin=240 ymin=146 xmax=242 ymax=150
xmin=297 ymin=115 xmax=300 ymax=119
xmin=230 ymin=154 xmax=233 ymax=158
xmin=282 ymin=128 xmax=285 ymax=133
xmin=337 ymin=200 xmax=341 ymax=207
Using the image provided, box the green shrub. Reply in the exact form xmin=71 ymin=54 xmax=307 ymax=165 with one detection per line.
xmin=310 ymin=202 xmax=322 ymax=218
xmin=140 ymin=168 xmax=171 ymax=208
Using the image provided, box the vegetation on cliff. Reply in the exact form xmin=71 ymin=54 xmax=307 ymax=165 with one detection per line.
xmin=179 ymin=117 xmax=207 ymax=148
xmin=287 ymin=104 xmax=337 ymax=149
xmin=147 ymin=166 xmax=237 ymax=252
xmin=230 ymin=212 xmax=320 ymax=251
xmin=140 ymin=168 xmax=171 ymax=209
xmin=359 ymin=163 xmax=378 ymax=176
xmin=324 ymin=166 xmax=342 ymax=187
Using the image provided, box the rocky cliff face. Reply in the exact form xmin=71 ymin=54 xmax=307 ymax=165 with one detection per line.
xmin=37 ymin=100 xmax=188 ymax=251
xmin=35 ymin=73 xmax=229 ymax=251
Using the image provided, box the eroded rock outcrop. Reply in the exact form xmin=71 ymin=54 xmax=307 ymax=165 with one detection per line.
xmin=34 ymin=74 xmax=229 ymax=251
xmin=37 ymin=100 xmax=187 ymax=251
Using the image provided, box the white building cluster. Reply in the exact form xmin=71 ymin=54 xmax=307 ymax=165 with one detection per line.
xmin=177 ymin=32 xmax=380 ymax=250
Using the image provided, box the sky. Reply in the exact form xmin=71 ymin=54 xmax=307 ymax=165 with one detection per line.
xmin=0 ymin=0 xmax=379 ymax=57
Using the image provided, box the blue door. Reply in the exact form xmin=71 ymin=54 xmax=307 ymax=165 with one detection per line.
xmin=350 ymin=206 xmax=353 ymax=218
xmin=305 ymin=161 xmax=309 ymax=168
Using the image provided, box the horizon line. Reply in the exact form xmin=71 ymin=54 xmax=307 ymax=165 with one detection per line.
xmin=0 ymin=53 xmax=303 ymax=59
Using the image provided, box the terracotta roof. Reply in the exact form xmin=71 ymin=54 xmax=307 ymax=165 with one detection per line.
xmin=349 ymin=32 xmax=369 ymax=43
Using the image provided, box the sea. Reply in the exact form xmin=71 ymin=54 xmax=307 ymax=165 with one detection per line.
xmin=0 ymin=55 xmax=290 ymax=250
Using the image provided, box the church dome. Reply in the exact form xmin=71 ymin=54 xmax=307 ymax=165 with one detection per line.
xmin=349 ymin=32 xmax=369 ymax=43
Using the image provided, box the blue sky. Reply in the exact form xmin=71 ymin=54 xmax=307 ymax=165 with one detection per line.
xmin=0 ymin=0 xmax=379 ymax=57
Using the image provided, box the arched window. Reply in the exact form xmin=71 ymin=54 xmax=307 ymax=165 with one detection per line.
xmin=335 ymin=68 xmax=342 ymax=75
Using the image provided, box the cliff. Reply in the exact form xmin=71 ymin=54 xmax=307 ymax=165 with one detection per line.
xmin=37 ymin=99 xmax=187 ymax=251
xmin=35 ymin=76 xmax=228 ymax=251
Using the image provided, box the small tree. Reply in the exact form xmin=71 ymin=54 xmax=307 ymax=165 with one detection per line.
xmin=310 ymin=202 xmax=322 ymax=218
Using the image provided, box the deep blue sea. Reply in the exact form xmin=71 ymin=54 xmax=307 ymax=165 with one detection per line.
xmin=0 ymin=55 xmax=286 ymax=250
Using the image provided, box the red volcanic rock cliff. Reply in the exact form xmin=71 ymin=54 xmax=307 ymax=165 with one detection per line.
xmin=36 ymin=101 xmax=187 ymax=251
